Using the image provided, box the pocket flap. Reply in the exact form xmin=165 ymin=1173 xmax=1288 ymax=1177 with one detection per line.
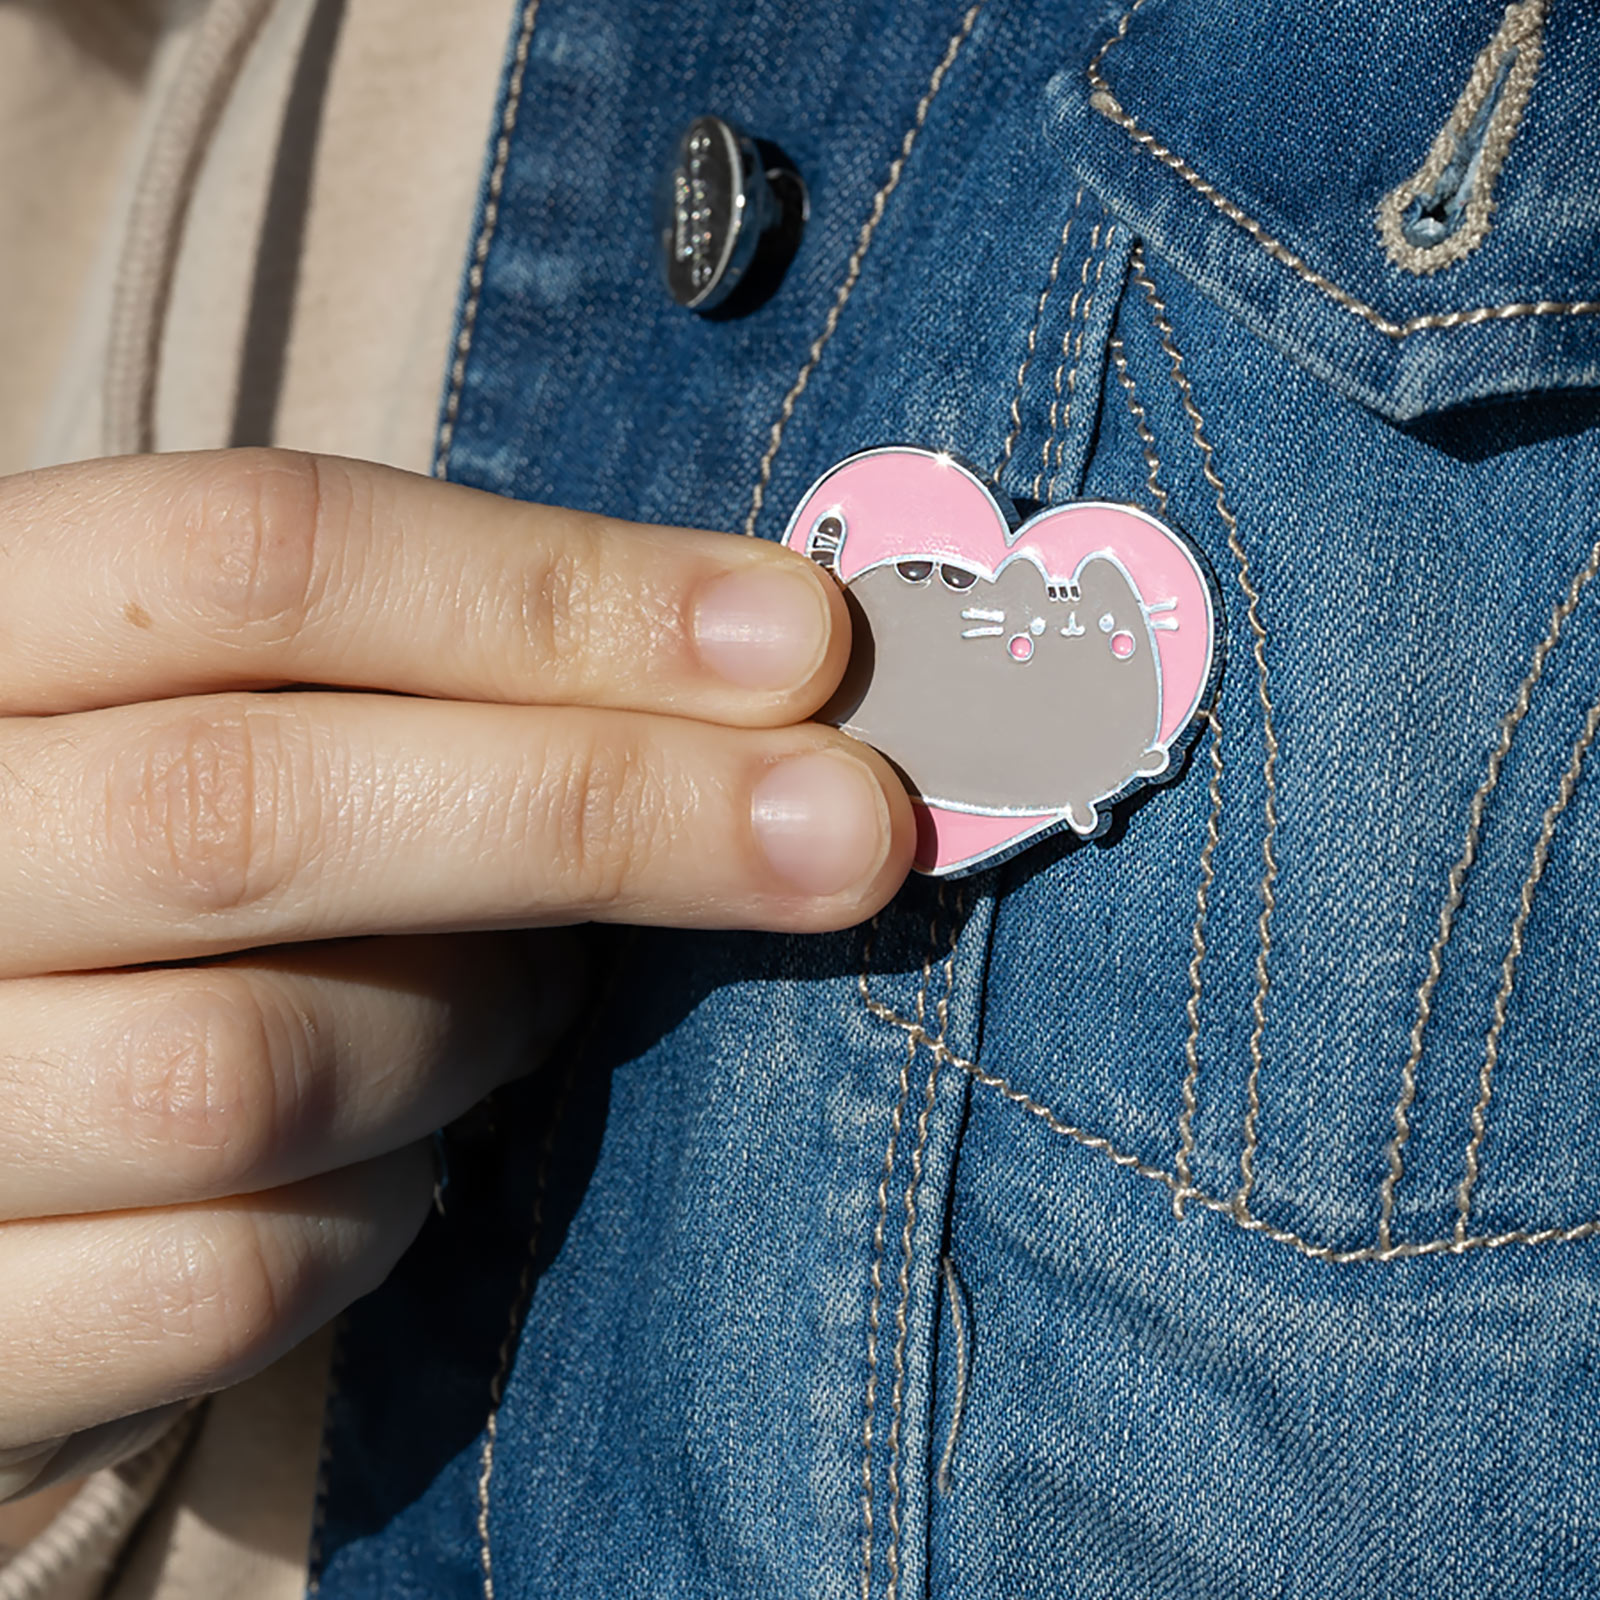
xmin=1047 ymin=0 xmax=1600 ymax=420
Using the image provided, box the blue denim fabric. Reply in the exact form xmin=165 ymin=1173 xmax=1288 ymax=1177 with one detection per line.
xmin=312 ymin=1 xmax=1600 ymax=1595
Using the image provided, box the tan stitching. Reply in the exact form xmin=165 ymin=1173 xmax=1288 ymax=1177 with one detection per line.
xmin=1377 ymin=1 xmax=1548 ymax=276
xmin=994 ymin=191 xmax=1083 ymax=487
xmin=434 ymin=0 xmax=545 ymax=480
xmin=1378 ymin=532 xmax=1600 ymax=1247
xmin=857 ymin=911 xmax=939 ymax=1600
xmin=743 ymin=3 xmax=985 ymax=537
xmin=1088 ymin=0 xmax=1600 ymax=339
xmin=865 ymin=999 xmax=1600 ymax=1265
xmin=884 ymin=893 xmax=961 ymax=1600
xmin=476 ymin=960 xmax=617 ymax=1600
xmin=1175 ymin=707 xmax=1224 ymax=1214
xmin=477 ymin=1079 xmax=573 ymax=1600
xmin=934 ymin=1254 xmax=970 ymax=1496
xmin=1130 ymin=246 xmax=1280 ymax=1216
xmin=1049 ymin=224 xmax=1118 ymax=503
xmin=1034 ymin=223 xmax=1100 ymax=500
xmin=1035 ymin=223 xmax=1117 ymax=503
xmin=1456 ymin=690 xmax=1600 ymax=1239
xmin=1107 ymin=331 xmax=1168 ymax=517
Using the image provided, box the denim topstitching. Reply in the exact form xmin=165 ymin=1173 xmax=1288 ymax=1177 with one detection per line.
xmin=856 ymin=908 xmax=946 ymax=1600
xmin=1176 ymin=709 xmax=1224 ymax=1215
xmin=474 ymin=1059 xmax=579 ymax=1600
xmin=1460 ymin=685 xmax=1600 ymax=1238
xmin=1037 ymin=218 xmax=1114 ymax=503
xmin=1378 ymin=527 xmax=1600 ymax=1248
xmin=855 ymin=895 xmax=962 ymax=1600
xmin=881 ymin=904 xmax=957 ymax=1600
xmin=1088 ymin=0 xmax=1600 ymax=339
xmin=433 ymin=0 xmax=546 ymax=480
xmin=994 ymin=189 xmax=1084 ymax=486
xmin=853 ymin=250 xmax=1600 ymax=1268
xmin=1129 ymin=244 xmax=1282 ymax=1217
xmin=934 ymin=1254 xmax=970 ymax=1497
xmin=1106 ymin=328 xmax=1168 ymax=516
xmin=742 ymin=0 xmax=987 ymax=538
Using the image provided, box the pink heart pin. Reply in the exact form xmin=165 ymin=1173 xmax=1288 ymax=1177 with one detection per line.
xmin=782 ymin=446 xmax=1221 ymax=876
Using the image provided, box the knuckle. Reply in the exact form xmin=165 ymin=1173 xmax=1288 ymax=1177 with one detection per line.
xmin=511 ymin=523 xmax=604 ymax=686
xmin=535 ymin=728 xmax=675 ymax=906
xmin=134 ymin=1214 xmax=287 ymax=1382
xmin=112 ymin=975 xmax=301 ymax=1194
xmin=104 ymin=701 xmax=304 ymax=913
xmin=174 ymin=449 xmax=327 ymax=644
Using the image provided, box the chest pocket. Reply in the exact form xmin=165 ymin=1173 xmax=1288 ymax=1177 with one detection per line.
xmin=947 ymin=0 xmax=1600 ymax=1265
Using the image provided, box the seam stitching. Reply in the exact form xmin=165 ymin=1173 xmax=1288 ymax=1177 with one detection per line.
xmin=856 ymin=910 xmax=939 ymax=1600
xmin=994 ymin=191 xmax=1083 ymax=487
xmin=1130 ymin=246 xmax=1280 ymax=1216
xmin=1111 ymin=319 xmax=1217 ymax=1217
xmin=476 ymin=964 xmax=617 ymax=1600
xmin=882 ymin=892 xmax=961 ymax=1600
xmin=1457 ymin=689 xmax=1600 ymax=1237
xmin=1047 ymin=224 xmax=1118 ymax=502
xmin=1377 ymin=532 xmax=1600 ymax=1246
xmin=1175 ymin=707 xmax=1224 ymax=1213
xmin=1107 ymin=330 xmax=1168 ymax=516
xmin=1086 ymin=0 xmax=1600 ymax=339
xmin=934 ymin=1254 xmax=970 ymax=1496
xmin=433 ymin=0 xmax=545 ymax=480
xmin=743 ymin=2 xmax=985 ymax=537
xmin=1033 ymin=221 xmax=1102 ymax=502
xmin=861 ymin=1001 xmax=1600 ymax=1265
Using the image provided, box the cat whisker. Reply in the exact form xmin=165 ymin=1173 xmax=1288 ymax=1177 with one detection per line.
xmin=1149 ymin=617 xmax=1179 ymax=631
xmin=1145 ymin=597 xmax=1178 ymax=613
xmin=961 ymin=626 xmax=1005 ymax=639
xmin=961 ymin=607 xmax=1005 ymax=622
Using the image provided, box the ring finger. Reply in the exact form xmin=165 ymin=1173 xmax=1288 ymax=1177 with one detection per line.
xmin=0 ymin=932 xmax=577 ymax=1220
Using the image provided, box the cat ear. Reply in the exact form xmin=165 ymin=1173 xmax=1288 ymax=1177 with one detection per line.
xmin=780 ymin=447 xmax=1014 ymax=583
xmin=1013 ymin=502 xmax=1220 ymax=748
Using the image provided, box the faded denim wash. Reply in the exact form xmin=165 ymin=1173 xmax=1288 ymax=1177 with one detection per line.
xmin=312 ymin=1 xmax=1600 ymax=1595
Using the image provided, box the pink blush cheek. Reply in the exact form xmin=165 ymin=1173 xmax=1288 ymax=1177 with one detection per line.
xmin=1009 ymin=635 xmax=1034 ymax=662
xmin=1111 ymin=630 xmax=1136 ymax=660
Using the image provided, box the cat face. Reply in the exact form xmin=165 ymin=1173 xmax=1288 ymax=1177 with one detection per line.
xmin=823 ymin=551 xmax=1165 ymax=829
xmin=781 ymin=447 xmax=1218 ymax=872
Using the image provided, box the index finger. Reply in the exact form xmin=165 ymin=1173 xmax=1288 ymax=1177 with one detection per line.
xmin=0 ymin=450 xmax=850 ymax=723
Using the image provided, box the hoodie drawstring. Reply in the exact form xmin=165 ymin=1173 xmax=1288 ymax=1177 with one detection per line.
xmin=102 ymin=0 xmax=276 ymax=457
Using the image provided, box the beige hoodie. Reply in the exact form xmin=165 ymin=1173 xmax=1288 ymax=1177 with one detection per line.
xmin=0 ymin=1 xmax=517 ymax=1592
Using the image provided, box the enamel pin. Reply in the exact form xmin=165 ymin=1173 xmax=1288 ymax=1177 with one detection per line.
xmin=781 ymin=447 xmax=1223 ymax=877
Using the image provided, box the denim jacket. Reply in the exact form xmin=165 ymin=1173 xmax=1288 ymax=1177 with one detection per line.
xmin=313 ymin=2 xmax=1600 ymax=1595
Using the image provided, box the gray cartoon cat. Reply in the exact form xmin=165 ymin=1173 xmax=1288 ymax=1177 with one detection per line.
xmin=822 ymin=552 xmax=1169 ymax=835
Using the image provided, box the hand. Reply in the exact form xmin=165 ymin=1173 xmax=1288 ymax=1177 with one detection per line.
xmin=0 ymin=449 xmax=914 ymax=1497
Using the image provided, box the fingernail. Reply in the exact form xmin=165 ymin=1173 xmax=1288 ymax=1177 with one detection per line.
xmin=694 ymin=567 xmax=829 ymax=691
xmin=751 ymin=751 xmax=888 ymax=896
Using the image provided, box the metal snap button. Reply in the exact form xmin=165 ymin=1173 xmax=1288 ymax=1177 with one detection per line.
xmin=657 ymin=115 xmax=806 ymax=316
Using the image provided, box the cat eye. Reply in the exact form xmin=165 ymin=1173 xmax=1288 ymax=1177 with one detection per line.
xmin=895 ymin=560 xmax=934 ymax=583
xmin=940 ymin=565 xmax=978 ymax=591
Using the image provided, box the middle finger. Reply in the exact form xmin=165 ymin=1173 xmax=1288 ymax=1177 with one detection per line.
xmin=1 ymin=689 xmax=913 ymax=975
